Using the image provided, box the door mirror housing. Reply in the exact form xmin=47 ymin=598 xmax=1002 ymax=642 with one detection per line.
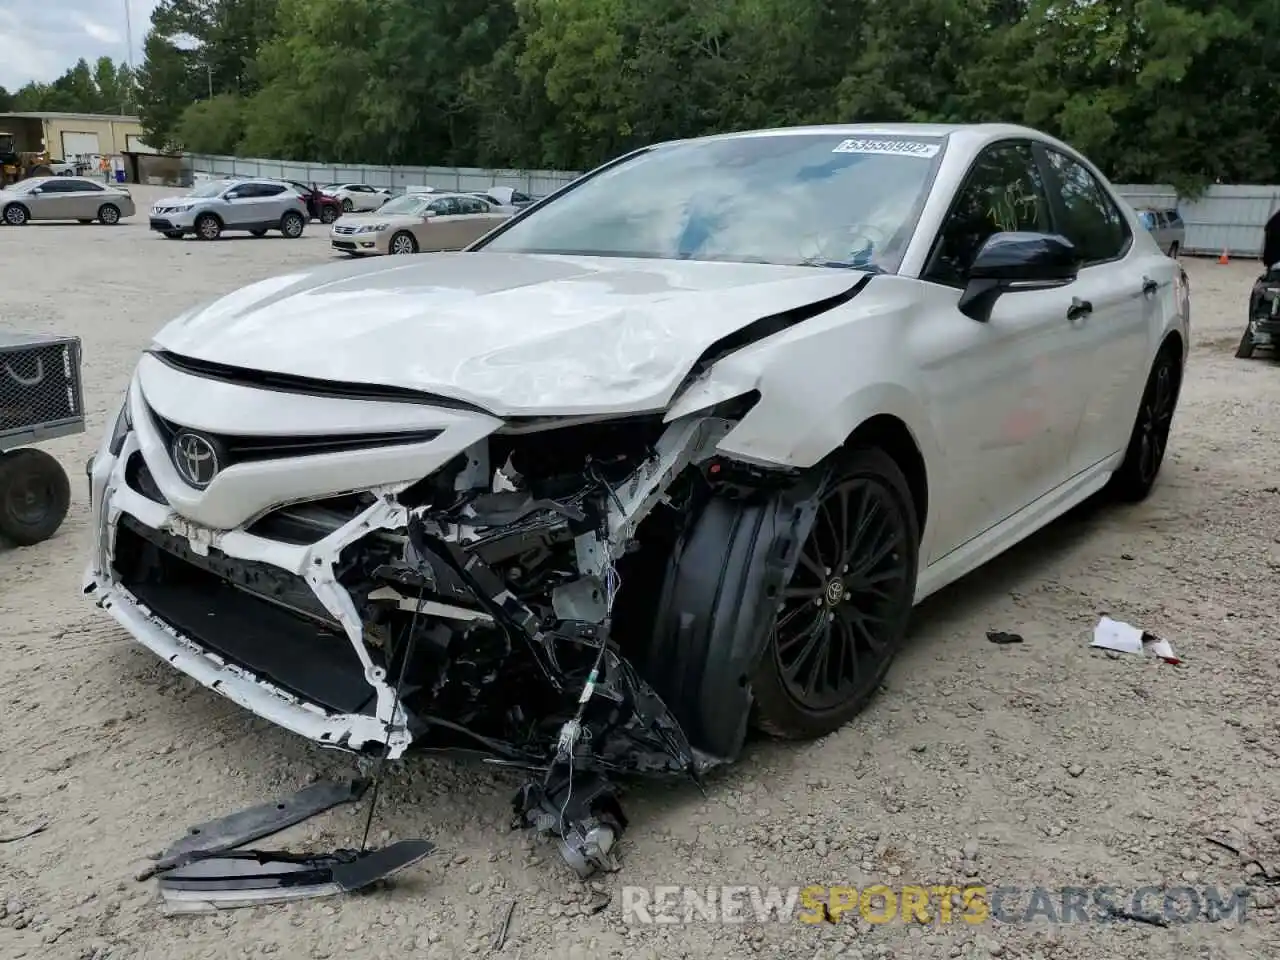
xmin=958 ymin=231 xmax=1080 ymax=322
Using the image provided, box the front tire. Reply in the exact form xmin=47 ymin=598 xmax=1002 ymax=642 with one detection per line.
xmin=751 ymin=446 xmax=920 ymax=740
xmin=1236 ymin=328 xmax=1257 ymax=359
xmin=3 ymin=203 xmax=29 ymax=225
xmin=389 ymin=231 xmax=418 ymax=255
xmin=320 ymin=206 xmax=338 ymax=224
xmin=1109 ymin=347 xmax=1181 ymax=502
xmin=195 ymin=213 xmax=221 ymax=240
xmin=0 ymin=449 xmax=72 ymax=546
xmin=280 ymin=211 xmax=305 ymax=238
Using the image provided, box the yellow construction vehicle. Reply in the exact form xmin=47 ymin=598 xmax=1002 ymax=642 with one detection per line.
xmin=0 ymin=131 xmax=54 ymax=185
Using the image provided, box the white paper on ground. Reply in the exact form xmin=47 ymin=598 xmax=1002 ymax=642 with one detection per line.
xmin=1149 ymin=636 xmax=1180 ymax=662
xmin=1091 ymin=616 xmax=1145 ymax=654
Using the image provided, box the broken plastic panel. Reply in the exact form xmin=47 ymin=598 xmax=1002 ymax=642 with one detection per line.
xmin=157 ymin=839 xmax=434 ymax=914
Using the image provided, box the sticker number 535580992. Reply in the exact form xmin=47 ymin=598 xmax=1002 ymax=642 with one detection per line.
xmin=832 ymin=138 xmax=941 ymax=158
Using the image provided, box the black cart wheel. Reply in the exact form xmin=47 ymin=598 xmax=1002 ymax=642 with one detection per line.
xmin=0 ymin=448 xmax=72 ymax=546
xmin=752 ymin=446 xmax=920 ymax=739
xmin=1109 ymin=347 xmax=1181 ymax=502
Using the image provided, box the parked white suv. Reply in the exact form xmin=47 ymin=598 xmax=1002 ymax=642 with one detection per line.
xmin=149 ymin=178 xmax=310 ymax=241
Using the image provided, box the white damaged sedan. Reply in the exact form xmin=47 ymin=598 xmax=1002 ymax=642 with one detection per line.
xmin=86 ymin=124 xmax=1188 ymax=847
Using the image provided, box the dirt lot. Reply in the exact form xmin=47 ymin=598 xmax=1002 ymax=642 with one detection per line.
xmin=1 ymin=187 xmax=1278 ymax=960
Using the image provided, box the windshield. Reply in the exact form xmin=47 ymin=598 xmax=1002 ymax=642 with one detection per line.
xmin=476 ymin=133 xmax=946 ymax=270
xmin=377 ymin=195 xmax=431 ymax=216
xmin=8 ymin=178 xmax=47 ymax=194
xmin=189 ymin=180 xmax=233 ymax=198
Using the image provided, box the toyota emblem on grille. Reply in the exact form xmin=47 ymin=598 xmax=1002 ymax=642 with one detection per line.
xmin=172 ymin=431 xmax=220 ymax=488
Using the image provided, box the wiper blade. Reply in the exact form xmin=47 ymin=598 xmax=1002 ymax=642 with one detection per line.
xmin=799 ymin=258 xmax=882 ymax=273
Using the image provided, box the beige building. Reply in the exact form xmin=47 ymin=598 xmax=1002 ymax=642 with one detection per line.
xmin=0 ymin=111 xmax=153 ymax=161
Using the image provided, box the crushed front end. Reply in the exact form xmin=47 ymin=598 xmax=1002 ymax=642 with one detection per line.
xmin=86 ymin=355 xmax=811 ymax=869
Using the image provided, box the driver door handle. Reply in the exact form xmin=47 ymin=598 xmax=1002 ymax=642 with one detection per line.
xmin=1067 ymin=297 xmax=1093 ymax=322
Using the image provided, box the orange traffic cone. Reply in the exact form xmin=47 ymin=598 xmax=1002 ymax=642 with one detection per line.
xmin=1218 ymin=248 xmax=1230 ymax=264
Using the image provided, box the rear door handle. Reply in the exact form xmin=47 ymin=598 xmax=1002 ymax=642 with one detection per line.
xmin=1142 ymin=276 xmax=1159 ymax=296
xmin=1067 ymin=297 xmax=1093 ymax=321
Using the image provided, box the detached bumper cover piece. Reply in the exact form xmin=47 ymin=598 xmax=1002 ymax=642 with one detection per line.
xmin=156 ymin=839 xmax=434 ymax=914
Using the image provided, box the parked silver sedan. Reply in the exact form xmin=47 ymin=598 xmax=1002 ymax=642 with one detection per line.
xmin=0 ymin=176 xmax=135 ymax=225
xmin=1137 ymin=207 xmax=1185 ymax=257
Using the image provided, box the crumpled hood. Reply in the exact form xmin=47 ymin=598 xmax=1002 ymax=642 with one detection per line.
xmin=150 ymin=252 xmax=866 ymax=417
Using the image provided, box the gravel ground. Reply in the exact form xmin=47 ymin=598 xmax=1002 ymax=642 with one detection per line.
xmin=1 ymin=187 xmax=1278 ymax=960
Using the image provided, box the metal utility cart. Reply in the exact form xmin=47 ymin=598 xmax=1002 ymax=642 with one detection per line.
xmin=0 ymin=332 xmax=83 ymax=545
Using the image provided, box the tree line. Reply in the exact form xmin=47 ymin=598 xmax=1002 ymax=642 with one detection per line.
xmin=5 ymin=0 xmax=1278 ymax=193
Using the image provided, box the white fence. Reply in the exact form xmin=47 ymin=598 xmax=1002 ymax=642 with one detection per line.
xmin=180 ymin=154 xmax=1280 ymax=258
xmin=1113 ymin=184 xmax=1279 ymax=258
xmin=182 ymin=153 xmax=581 ymax=198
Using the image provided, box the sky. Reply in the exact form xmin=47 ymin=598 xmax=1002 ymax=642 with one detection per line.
xmin=0 ymin=0 xmax=163 ymax=91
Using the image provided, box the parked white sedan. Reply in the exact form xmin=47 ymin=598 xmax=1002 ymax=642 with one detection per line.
xmin=85 ymin=124 xmax=1188 ymax=822
xmin=319 ymin=182 xmax=391 ymax=213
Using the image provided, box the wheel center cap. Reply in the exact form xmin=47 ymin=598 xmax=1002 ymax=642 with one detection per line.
xmin=825 ymin=578 xmax=846 ymax=606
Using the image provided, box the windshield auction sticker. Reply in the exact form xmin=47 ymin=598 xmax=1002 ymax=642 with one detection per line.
xmin=832 ymin=137 xmax=941 ymax=158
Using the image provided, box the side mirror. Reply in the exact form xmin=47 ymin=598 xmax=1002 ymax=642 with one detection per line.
xmin=958 ymin=232 xmax=1079 ymax=322
xmin=29 ymin=187 xmax=42 ymax=194
xmin=423 ymin=209 xmax=438 ymax=218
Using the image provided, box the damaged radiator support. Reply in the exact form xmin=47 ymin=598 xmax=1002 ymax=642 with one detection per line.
xmin=377 ymin=415 xmax=732 ymax=874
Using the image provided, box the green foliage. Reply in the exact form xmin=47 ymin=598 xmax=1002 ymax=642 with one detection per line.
xmin=19 ymin=0 xmax=1280 ymax=185
xmin=9 ymin=58 xmax=138 ymax=115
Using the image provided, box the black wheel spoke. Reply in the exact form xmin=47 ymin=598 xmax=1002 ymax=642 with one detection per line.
xmin=784 ymin=585 xmax=823 ymax=600
xmin=777 ymin=602 xmax=821 ymax=634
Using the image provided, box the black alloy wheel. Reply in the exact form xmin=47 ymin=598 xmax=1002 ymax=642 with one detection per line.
xmin=1136 ymin=363 xmax=1176 ymax=487
xmin=753 ymin=447 xmax=919 ymax=738
xmin=1110 ymin=348 xmax=1181 ymax=502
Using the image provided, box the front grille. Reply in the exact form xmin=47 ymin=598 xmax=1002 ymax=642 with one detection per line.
xmin=333 ymin=225 xmax=356 ymax=235
xmin=147 ymin=403 xmax=442 ymax=471
xmin=112 ymin=514 xmax=379 ymax=715
xmin=0 ymin=335 xmax=83 ymax=435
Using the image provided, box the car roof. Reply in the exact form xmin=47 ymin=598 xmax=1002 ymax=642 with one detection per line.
xmin=656 ymin=121 xmax=1086 ymax=159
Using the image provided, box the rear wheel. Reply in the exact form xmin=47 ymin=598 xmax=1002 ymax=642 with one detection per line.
xmin=752 ymin=447 xmax=920 ymax=739
xmin=0 ymin=449 xmax=72 ymax=546
xmin=320 ymin=205 xmax=338 ymax=224
xmin=280 ymin=211 xmax=305 ymax=238
xmin=1109 ymin=347 xmax=1181 ymax=502
xmin=195 ymin=213 xmax=221 ymax=240
xmin=389 ymin=231 xmax=417 ymax=255
xmin=97 ymin=203 xmax=121 ymax=225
